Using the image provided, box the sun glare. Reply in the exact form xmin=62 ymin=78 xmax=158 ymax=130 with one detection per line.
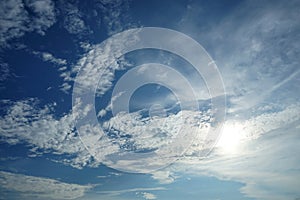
xmin=217 ymin=122 xmax=244 ymax=153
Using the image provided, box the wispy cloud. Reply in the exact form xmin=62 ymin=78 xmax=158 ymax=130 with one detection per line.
xmin=96 ymin=187 xmax=165 ymax=199
xmin=177 ymin=0 xmax=300 ymax=113
xmin=0 ymin=171 xmax=93 ymax=199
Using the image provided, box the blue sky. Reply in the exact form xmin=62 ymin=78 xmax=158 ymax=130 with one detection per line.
xmin=0 ymin=0 xmax=300 ymax=200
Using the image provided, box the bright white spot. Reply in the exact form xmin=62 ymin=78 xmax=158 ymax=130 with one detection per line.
xmin=217 ymin=121 xmax=244 ymax=153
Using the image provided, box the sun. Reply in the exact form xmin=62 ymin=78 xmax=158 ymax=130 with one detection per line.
xmin=216 ymin=121 xmax=244 ymax=154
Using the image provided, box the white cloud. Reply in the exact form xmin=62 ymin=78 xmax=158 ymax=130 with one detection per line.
xmin=220 ymin=1 xmax=300 ymax=112
xmin=102 ymin=110 xmax=211 ymax=152
xmin=0 ymin=0 xmax=29 ymax=47
xmin=61 ymin=34 xmax=135 ymax=94
xmin=64 ymin=26 xmax=226 ymax=172
xmin=178 ymin=0 xmax=300 ymax=113
xmin=25 ymin=0 xmax=56 ymax=35
xmin=51 ymin=0 xmax=136 ymax=93
xmin=64 ymin=14 xmax=87 ymax=35
xmin=0 ymin=171 xmax=93 ymax=199
xmin=141 ymin=192 xmax=157 ymax=200
xmin=0 ymin=60 xmax=15 ymax=90
xmin=0 ymin=0 xmax=56 ymax=47
xmin=150 ymin=170 xmax=176 ymax=185
xmin=149 ymin=103 xmax=300 ymax=200
xmin=59 ymin=2 xmax=91 ymax=35
xmin=0 ymin=98 xmax=97 ymax=169
xmin=1 ymin=2 xmax=299 ymax=200
xmin=97 ymin=107 xmax=216 ymax=173
xmin=97 ymin=0 xmax=135 ymax=36
xmin=0 ymin=93 xmax=214 ymax=173
xmin=0 ymin=62 xmax=10 ymax=81
xmin=96 ymin=187 xmax=165 ymax=199
xmin=33 ymin=51 xmax=67 ymax=65
xmin=181 ymin=124 xmax=300 ymax=200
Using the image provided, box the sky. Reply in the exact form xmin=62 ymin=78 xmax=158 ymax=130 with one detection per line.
xmin=0 ymin=0 xmax=300 ymax=200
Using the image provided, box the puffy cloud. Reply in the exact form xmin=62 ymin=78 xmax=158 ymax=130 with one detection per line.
xmin=0 ymin=98 xmax=96 ymax=169
xmin=86 ymin=100 xmax=215 ymax=173
xmin=60 ymin=32 xmax=135 ymax=94
xmin=102 ymin=110 xmax=211 ymax=152
xmin=0 ymin=171 xmax=93 ymax=199
xmin=0 ymin=93 xmax=214 ymax=173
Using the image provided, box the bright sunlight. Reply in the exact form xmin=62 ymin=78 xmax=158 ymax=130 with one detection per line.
xmin=217 ymin=121 xmax=244 ymax=154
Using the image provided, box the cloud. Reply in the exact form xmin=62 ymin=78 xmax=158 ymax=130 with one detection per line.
xmin=58 ymin=1 xmax=91 ymax=36
xmin=0 ymin=98 xmax=97 ymax=169
xmin=150 ymin=170 xmax=176 ymax=185
xmin=0 ymin=97 xmax=140 ymax=169
xmin=0 ymin=92 xmax=213 ymax=173
xmin=64 ymin=14 xmax=87 ymax=35
xmin=95 ymin=0 xmax=135 ymax=36
xmin=96 ymin=105 xmax=216 ymax=173
xmin=46 ymin=0 xmax=136 ymax=94
xmin=33 ymin=51 xmax=67 ymax=65
xmin=0 ymin=0 xmax=56 ymax=47
xmin=149 ymin=103 xmax=300 ymax=200
xmin=60 ymin=32 xmax=135 ymax=94
xmin=96 ymin=187 xmax=165 ymax=199
xmin=65 ymin=26 xmax=227 ymax=171
xmin=141 ymin=192 xmax=157 ymax=200
xmin=154 ymin=5 xmax=300 ymax=199
xmin=0 ymin=2 xmax=299 ymax=200
xmin=0 ymin=59 xmax=15 ymax=90
xmin=25 ymin=0 xmax=56 ymax=35
xmin=0 ymin=62 xmax=10 ymax=82
xmin=183 ymin=123 xmax=300 ymax=200
xmin=218 ymin=0 xmax=300 ymax=112
xmin=0 ymin=24 xmax=222 ymax=172
xmin=102 ymin=109 xmax=211 ymax=152
xmin=0 ymin=171 xmax=93 ymax=199
xmin=177 ymin=0 xmax=300 ymax=113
